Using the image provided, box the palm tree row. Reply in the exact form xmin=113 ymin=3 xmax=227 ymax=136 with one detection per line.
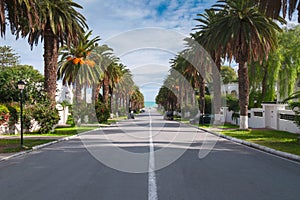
xmin=1 ymin=0 xmax=87 ymax=104
xmin=57 ymin=31 xmax=143 ymax=117
xmin=157 ymin=0 xmax=286 ymax=129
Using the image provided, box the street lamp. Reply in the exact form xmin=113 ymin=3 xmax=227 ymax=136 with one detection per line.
xmin=17 ymin=80 xmax=25 ymax=147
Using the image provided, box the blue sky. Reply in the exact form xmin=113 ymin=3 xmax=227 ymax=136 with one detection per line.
xmin=8 ymin=0 xmax=296 ymax=102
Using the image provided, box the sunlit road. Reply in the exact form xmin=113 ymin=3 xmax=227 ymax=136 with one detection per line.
xmin=0 ymin=108 xmax=299 ymax=200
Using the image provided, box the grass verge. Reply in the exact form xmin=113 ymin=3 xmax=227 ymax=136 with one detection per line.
xmin=217 ymin=129 xmax=300 ymax=156
xmin=0 ymin=139 xmax=55 ymax=153
xmin=0 ymin=126 xmax=99 ymax=154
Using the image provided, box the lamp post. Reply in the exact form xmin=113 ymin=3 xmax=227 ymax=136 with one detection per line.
xmin=17 ymin=80 xmax=25 ymax=147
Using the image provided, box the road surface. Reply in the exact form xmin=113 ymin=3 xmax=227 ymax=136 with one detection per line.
xmin=0 ymin=108 xmax=299 ymax=200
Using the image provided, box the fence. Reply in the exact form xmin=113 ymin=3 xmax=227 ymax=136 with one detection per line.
xmin=222 ymin=104 xmax=300 ymax=134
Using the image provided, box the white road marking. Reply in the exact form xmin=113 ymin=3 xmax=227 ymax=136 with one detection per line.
xmin=148 ymin=110 xmax=158 ymax=200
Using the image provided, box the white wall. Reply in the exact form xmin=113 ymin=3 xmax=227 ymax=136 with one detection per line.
xmin=278 ymin=110 xmax=300 ymax=134
xmin=223 ymin=105 xmax=300 ymax=134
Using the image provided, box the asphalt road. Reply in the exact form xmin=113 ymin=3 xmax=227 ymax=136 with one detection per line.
xmin=0 ymin=109 xmax=299 ymax=200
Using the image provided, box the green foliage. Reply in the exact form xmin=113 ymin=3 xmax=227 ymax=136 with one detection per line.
xmin=95 ymin=101 xmax=110 ymax=123
xmin=249 ymin=90 xmax=262 ymax=109
xmin=226 ymin=94 xmax=239 ymax=112
xmin=23 ymin=105 xmax=34 ymax=131
xmin=5 ymin=103 xmax=20 ymax=127
xmin=118 ymin=107 xmax=127 ymax=116
xmin=249 ymin=25 xmax=300 ymax=104
xmin=0 ymin=65 xmax=44 ymax=103
xmin=0 ymin=104 xmax=9 ymax=125
xmin=288 ymin=101 xmax=300 ymax=128
xmin=204 ymin=95 xmax=212 ymax=114
xmin=220 ymin=66 xmax=237 ymax=84
xmin=66 ymin=115 xmax=75 ymax=127
xmin=30 ymin=102 xmax=60 ymax=134
xmin=0 ymin=45 xmax=20 ymax=67
xmin=130 ymin=86 xmax=145 ymax=112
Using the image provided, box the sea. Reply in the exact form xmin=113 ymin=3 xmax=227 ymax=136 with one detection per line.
xmin=144 ymin=101 xmax=157 ymax=108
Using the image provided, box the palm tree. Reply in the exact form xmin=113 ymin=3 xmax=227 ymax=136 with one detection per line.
xmin=194 ymin=9 xmax=223 ymax=123
xmin=28 ymin=0 xmax=88 ymax=104
xmin=113 ymin=70 xmax=135 ymax=114
xmin=92 ymin=45 xmax=114 ymax=102
xmin=109 ymin=64 xmax=130 ymax=113
xmin=57 ymin=31 xmax=101 ymax=102
xmin=208 ymin=0 xmax=284 ymax=129
xmin=130 ymin=86 xmax=145 ymax=112
xmin=102 ymin=55 xmax=121 ymax=108
xmin=170 ymin=51 xmax=204 ymax=115
xmin=256 ymin=0 xmax=300 ymax=22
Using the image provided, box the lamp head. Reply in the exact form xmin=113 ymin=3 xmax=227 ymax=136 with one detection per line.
xmin=17 ymin=80 xmax=25 ymax=90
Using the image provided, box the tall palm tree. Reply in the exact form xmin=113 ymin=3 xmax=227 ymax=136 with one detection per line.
xmin=28 ymin=0 xmax=88 ymax=104
xmin=208 ymin=0 xmax=284 ymax=129
xmin=58 ymin=31 xmax=100 ymax=86
xmin=194 ymin=9 xmax=223 ymax=123
xmin=92 ymin=44 xmax=114 ymax=102
xmin=171 ymin=51 xmax=204 ymax=115
xmin=109 ymin=64 xmax=130 ymax=113
xmin=102 ymin=56 xmax=120 ymax=107
xmin=113 ymin=70 xmax=134 ymax=113
xmin=57 ymin=31 xmax=101 ymax=103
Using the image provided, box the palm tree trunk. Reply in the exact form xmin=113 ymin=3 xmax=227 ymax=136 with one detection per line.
xmin=115 ymin=92 xmax=119 ymax=116
xmin=109 ymin=87 xmax=113 ymax=114
xmin=103 ymin=72 xmax=110 ymax=107
xmin=94 ymin=81 xmax=102 ymax=102
xmin=212 ymin=55 xmax=222 ymax=124
xmin=44 ymin=22 xmax=58 ymax=105
xmin=261 ymin=65 xmax=268 ymax=102
xmin=199 ymin=78 xmax=206 ymax=116
xmin=238 ymin=61 xmax=249 ymax=130
xmin=75 ymin=79 xmax=82 ymax=103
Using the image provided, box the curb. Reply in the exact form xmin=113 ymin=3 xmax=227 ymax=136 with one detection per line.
xmin=194 ymin=125 xmax=300 ymax=162
xmin=0 ymin=128 xmax=101 ymax=163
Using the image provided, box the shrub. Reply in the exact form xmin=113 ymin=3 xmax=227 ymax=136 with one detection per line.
xmin=204 ymin=95 xmax=212 ymax=114
xmin=31 ymin=102 xmax=60 ymax=134
xmin=289 ymin=101 xmax=300 ymax=128
xmin=226 ymin=94 xmax=239 ymax=112
xmin=66 ymin=114 xmax=75 ymax=127
xmin=6 ymin=103 xmax=20 ymax=125
xmin=23 ymin=105 xmax=34 ymax=131
xmin=95 ymin=101 xmax=110 ymax=123
xmin=118 ymin=107 xmax=127 ymax=117
xmin=0 ymin=104 xmax=9 ymax=125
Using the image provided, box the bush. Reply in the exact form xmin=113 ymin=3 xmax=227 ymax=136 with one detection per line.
xmin=289 ymin=101 xmax=300 ymax=128
xmin=6 ymin=103 xmax=19 ymax=126
xmin=30 ymin=102 xmax=60 ymax=134
xmin=226 ymin=94 xmax=239 ymax=112
xmin=0 ymin=104 xmax=9 ymax=125
xmin=66 ymin=114 xmax=75 ymax=127
xmin=204 ymin=95 xmax=212 ymax=114
xmin=95 ymin=101 xmax=110 ymax=123
xmin=23 ymin=105 xmax=34 ymax=131
xmin=118 ymin=107 xmax=127 ymax=117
